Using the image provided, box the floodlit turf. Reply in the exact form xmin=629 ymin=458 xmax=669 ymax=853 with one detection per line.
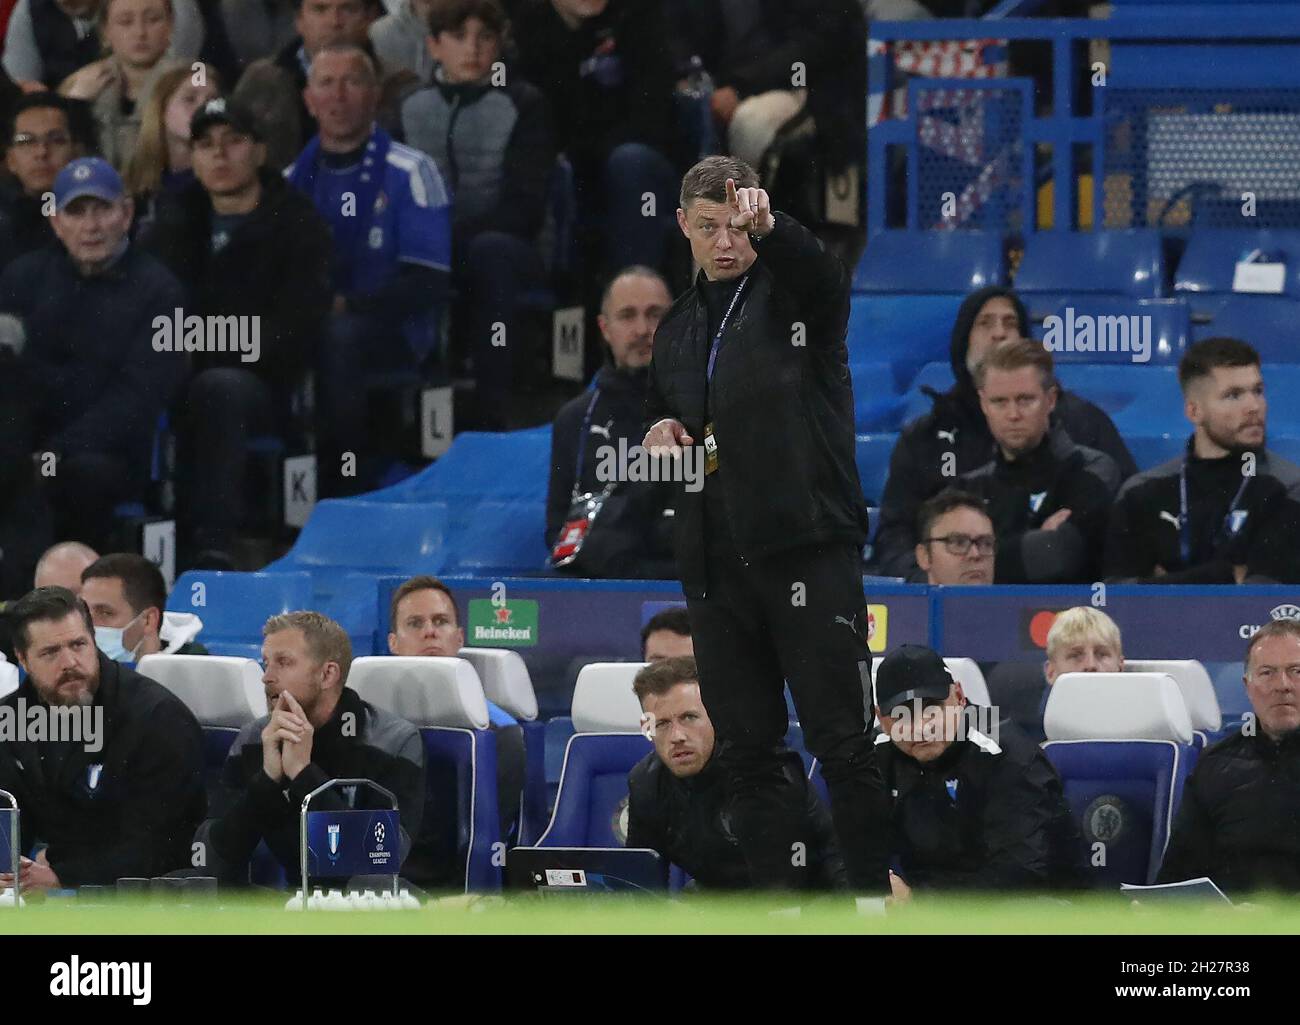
xmin=3 ymin=892 xmax=1300 ymax=935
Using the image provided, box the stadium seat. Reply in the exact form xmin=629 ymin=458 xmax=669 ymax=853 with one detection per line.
xmin=1125 ymin=660 xmax=1222 ymax=732
xmin=0 ymin=659 xmax=16 ymax=700
xmin=134 ymin=654 xmax=265 ymax=794
xmin=855 ymin=434 xmax=899 ymax=505
xmin=439 ymin=499 xmax=550 ymax=576
xmin=570 ymin=662 xmax=648 ymax=733
xmin=1185 ymin=295 xmax=1300 ymax=359
xmin=167 ymin=571 xmax=313 ymax=661
xmin=348 ymin=656 xmax=501 ymax=892
xmin=1051 ymin=364 xmax=1184 ymax=431
xmin=1125 ymin=433 xmax=1185 ymax=472
xmin=943 ymin=657 xmax=992 ymax=707
xmin=367 ymin=428 xmax=551 ymax=508
xmin=1042 ymin=739 xmax=1192 ymax=886
xmin=853 ymin=231 xmax=1006 ymax=294
xmin=846 ymin=293 xmax=966 ymax=386
xmin=1263 ymin=366 xmax=1300 ymax=433
xmin=1016 ymin=230 xmax=1166 ymax=312
xmin=458 ymin=648 xmax=547 ymax=844
xmin=1044 ymin=672 xmax=1194 ymax=744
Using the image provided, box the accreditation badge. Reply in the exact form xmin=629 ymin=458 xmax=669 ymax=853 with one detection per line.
xmin=704 ymin=422 xmax=719 ymax=475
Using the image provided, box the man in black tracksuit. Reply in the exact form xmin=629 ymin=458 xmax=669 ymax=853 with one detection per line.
xmin=195 ymin=611 xmax=425 ymax=886
xmin=644 ymin=156 xmax=891 ymax=892
xmin=871 ymin=286 xmax=1135 ymax=580
xmin=960 ymin=339 xmax=1121 ymax=583
xmin=1106 ymin=338 xmax=1300 ymax=584
xmin=1158 ymin=620 xmax=1300 ymax=894
xmin=872 ymin=645 xmax=1083 ymax=895
xmin=548 ymin=267 xmax=675 ymax=578
xmin=626 ymin=657 xmax=846 ymax=889
xmin=0 ymin=587 xmax=206 ymax=890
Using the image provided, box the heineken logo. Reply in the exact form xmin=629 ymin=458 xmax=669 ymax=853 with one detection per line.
xmin=468 ymin=599 xmax=539 ymax=647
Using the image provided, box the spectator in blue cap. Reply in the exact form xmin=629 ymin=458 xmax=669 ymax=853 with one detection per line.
xmin=0 ymin=155 xmax=187 ymax=551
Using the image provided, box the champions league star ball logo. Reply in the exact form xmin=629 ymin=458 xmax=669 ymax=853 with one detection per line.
xmin=374 ymin=821 xmax=386 ymax=851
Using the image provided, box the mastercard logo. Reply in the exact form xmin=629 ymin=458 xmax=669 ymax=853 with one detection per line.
xmin=1022 ymin=609 xmax=1067 ymax=650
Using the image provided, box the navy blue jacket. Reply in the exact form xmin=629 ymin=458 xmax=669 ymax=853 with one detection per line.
xmin=0 ymin=243 xmax=188 ymax=466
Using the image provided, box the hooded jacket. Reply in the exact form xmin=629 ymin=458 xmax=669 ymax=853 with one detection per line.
xmin=870 ymin=286 xmax=1137 ymax=579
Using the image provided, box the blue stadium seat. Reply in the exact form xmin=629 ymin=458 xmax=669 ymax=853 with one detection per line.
xmin=367 ymin=428 xmax=551 ymax=507
xmin=440 ymin=500 xmax=550 ymax=576
xmin=846 ymin=293 xmax=966 ymax=385
xmin=349 ymin=656 xmax=503 ymax=891
xmin=1016 ymin=230 xmax=1166 ymax=311
xmin=1042 ymin=739 xmax=1192 ymax=886
xmin=1052 ymin=364 xmax=1184 ymax=430
xmin=853 ymin=231 xmax=1006 ymax=294
xmin=1031 ymin=297 xmax=1190 ymax=365
xmin=536 ymin=732 xmax=652 ymax=847
xmin=1125 ymin=433 xmax=1185 ymax=472
xmin=544 ymin=715 xmax=577 ymax=812
xmin=1187 ymin=295 xmax=1300 ymax=359
xmin=855 ymin=434 xmax=899 ymax=505
xmin=167 ymin=571 xmax=314 ymax=657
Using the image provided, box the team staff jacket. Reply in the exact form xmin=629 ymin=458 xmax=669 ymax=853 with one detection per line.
xmin=644 ymin=211 xmax=869 ymax=598
xmin=960 ymin=426 xmax=1121 ymax=583
xmin=0 ymin=652 xmax=206 ymax=886
xmin=873 ymin=720 xmax=1083 ymax=891
xmin=1157 ymin=727 xmax=1300 ymax=894
xmin=1105 ymin=440 xmax=1300 ymax=583
xmin=195 ymin=686 xmax=425 ymax=884
xmin=626 ymin=746 xmax=847 ymax=889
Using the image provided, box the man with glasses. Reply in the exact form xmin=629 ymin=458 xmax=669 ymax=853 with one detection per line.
xmin=913 ymin=489 xmax=996 ymax=586
xmin=960 ymin=338 xmax=1121 ymax=583
xmin=0 ymin=92 xmax=82 ymax=271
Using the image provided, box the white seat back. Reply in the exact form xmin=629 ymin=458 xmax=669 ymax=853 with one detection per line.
xmin=348 ymin=656 xmax=489 ymax=730
xmin=135 ymin=654 xmax=264 ymax=728
xmin=1125 ymin=659 xmax=1221 ymax=731
xmin=571 ymin=662 xmax=647 ymax=733
xmin=458 ymin=647 xmax=538 ymax=722
xmin=0 ymin=658 xmax=17 ymax=701
xmin=1045 ymin=672 xmax=1193 ymax=744
xmin=944 ymin=657 xmax=992 ymax=707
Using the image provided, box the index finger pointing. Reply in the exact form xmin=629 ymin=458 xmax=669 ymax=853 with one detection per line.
xmin=725 ymin=177 xmax=738 ymax=207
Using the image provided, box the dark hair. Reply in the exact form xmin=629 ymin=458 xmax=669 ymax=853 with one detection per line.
xmin=640 ymin=607 xmax=691 ymax=658
xmin=5 ymin=91 xmax=80 ymax=155
xmin=389 ymin=575 xmax=459 ymax=631
xmin=679 ymin=155 xmax=759 ymax=211
xmin=1245 ymin=618 xmax=1300 ymax=670
xmin=1179 ymin=337 xmax=1260 ymax=393
xmin=428 ymin=0 xmax=507 ymax=37
xmin=972 ymin=336 xmax=1055 ymax=391
xmin=916 ymin=488 xmax=992 ymax=542
xmin=81 ymin=553 xmax=167 ymax=618
xmin=9 ymin=586 xmax=95 ymax=655
xmin=633 ymin=655 xmax=699 ymax=706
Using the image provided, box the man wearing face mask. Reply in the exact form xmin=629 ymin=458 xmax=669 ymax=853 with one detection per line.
xmin=80 ymin=553 xmax=207 ymax=663
xmin=871 ymin=286 xmax=1135 ymax=579
xmin=871 ymin=644 xmax=1083 ymax=901
xmin=0 ymin=586 xmax=205 ymax=891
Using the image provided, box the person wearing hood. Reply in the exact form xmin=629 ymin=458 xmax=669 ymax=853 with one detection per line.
xmin=398 ymin=0 xmax=554 ymax=426
xmin=80 ymin=552 xmax=208 ymax=660
xmin=369 ymin=0 xmax=436 ymax=83
xmin=547 ymin=265 xmax=676 ymax=578
xmin=871 ymin=286 xmax=1136 ymax=580
xmin=141 ymin=96 xmax=333 ymax=565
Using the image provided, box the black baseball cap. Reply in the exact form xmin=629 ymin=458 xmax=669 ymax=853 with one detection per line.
xmin=875 ymin=645 xmax=955 ymax=710
xmin=189 ymin=97 xmax=261 ymax=143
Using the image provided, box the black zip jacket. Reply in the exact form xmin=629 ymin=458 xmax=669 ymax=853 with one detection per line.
xmin=870 ymin=286 xmax=1136 ymax=580
xmin=1157 ymin=727 xmax=1300 ymax=894
xmin=626 ymin=747 xmax=847 ymax=889
xmin=960 ymin=426 xmax=1121 ymax=583
xmin=0 ymin=652 xmax=206 ymax=886
xmin=195 ymin=686 xmax=425 ymax=884
xmin=645 ymin=211 xmax=868 ymax=597
xmin=0 ymin=181 xmax=55 ymax=274
xmin=547 ymin=363 xmax=675 ymax=578
xmin=141 ymin=170 xmax=333 ymax=391
xmin=1105 ymin=439 xmax=1300 ymax=584
xmin=874 ymin=721 xmax=1084 ymax=891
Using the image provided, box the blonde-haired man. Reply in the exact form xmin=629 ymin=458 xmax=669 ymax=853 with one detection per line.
xmin=1027 ymin=606 xmax=1125 ymax=742
xmin=194 ymin=610 xmax=426 ymax=886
